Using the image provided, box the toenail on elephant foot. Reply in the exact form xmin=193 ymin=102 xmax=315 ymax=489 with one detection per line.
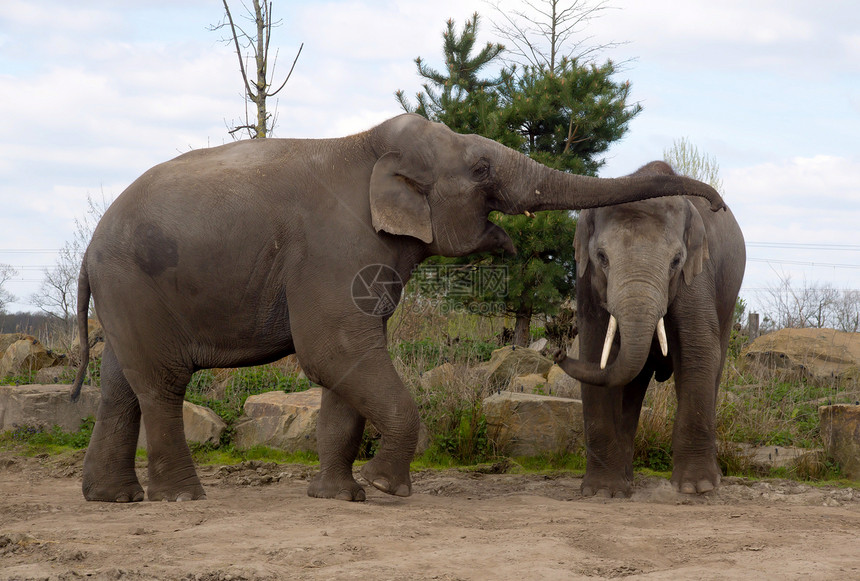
xmin=359 ymin=460 xmax=411 ymax=497
xmin=673 ymin=473 xmax=720 ymax=494
xmin=307 ymin=474 xmax=366 ymax=502
xmin=115 ymin=490 xmax=145 ymax=503
xmin=83 ymin=482 xmax=145 ymax=503
xmin=370 ymin=478 xmax=410 ymax=497
xmin=581 ymin=476 xmax=631 ymax=499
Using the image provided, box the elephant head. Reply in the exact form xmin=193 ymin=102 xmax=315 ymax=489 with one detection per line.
xmin=368 ymin=114 xmax=724 ymax=258
xmin=559 ymin=161 xmax=711 ymax=387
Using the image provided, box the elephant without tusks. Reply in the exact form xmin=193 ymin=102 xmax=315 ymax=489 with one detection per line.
xmin=71 ymin=115 xmax=725 ymax=503
xmin=555 ymin=161 xmax=745 ymax=498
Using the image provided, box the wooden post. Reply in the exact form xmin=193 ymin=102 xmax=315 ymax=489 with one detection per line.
xmin=748 ymin=313 xmax=760 ymax=340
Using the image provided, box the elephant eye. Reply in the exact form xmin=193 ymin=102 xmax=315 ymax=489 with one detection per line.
xmin=670 ymin=253 xmax=683 ymax=270
xmin=596 ymin=249 xmax=609 ymax=269
xmin=471 ymin=159 xmax=490 ymax=180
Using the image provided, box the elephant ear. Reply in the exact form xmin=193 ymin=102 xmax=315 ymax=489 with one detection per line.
xmin=574 ymin=210 xmax=593 ymax=278
xmin=682 ymin=199 xmax=710 ymax=285
xmin=369 ymin=151 xmax=434 ymax=244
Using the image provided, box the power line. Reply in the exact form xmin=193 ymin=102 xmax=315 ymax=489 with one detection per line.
xmin=746 ymin=242 xmax=860 ymax=251
xmin=0 ymin=249 xmax=62 ymax=253
xmin=747 ymin=258 xmax=860 ymax=269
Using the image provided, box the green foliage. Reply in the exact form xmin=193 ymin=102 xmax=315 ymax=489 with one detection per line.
xmin=433 ymin=408 xmax=492 ymax=465
xmin=185 ymin=365 xmax=312 ymax=428
xmin=514 ymin=453 xmax=586 ymax=473
xmin=0 ymin=371 xmax=37 ymax=386
xmin=395 ymin=13 xmax=505 ymax=128
xmin=1 ymin=416 xmax=94 ymax=451
xmin=633 ymin=435 xmax=673 ymax=472
xmin=188 ymin=442 xmax=318 ymax=465
xmin=734 ymin=297 xmax=747 ymax=326
xmin=393 ymin=337 xmax=497 ymax=371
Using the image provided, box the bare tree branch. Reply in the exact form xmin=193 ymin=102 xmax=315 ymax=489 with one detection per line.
xmin=269 ymin=42 xmax=303 ymax=96
xmin=216 ymin=0 xmax=302 ymax=138
xmin=487 ymin=0 xmax=625 ymax=71
xmin=222 ymin=0 xmax=255 ymax=99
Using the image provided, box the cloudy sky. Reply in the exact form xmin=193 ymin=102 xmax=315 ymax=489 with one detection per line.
xmin=1 ymin=0 xmax=858 ymax=317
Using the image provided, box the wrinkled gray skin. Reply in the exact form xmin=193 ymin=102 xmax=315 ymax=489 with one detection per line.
xmin=555 ymin=161 xmax=744 ymax=498
xmin=71 ymin=115 xmax=725 ymax=503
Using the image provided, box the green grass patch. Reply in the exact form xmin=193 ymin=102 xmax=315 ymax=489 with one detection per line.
xmin=188 ymin=442 xmax=318 ymax=465
xmin=512 ymin=452 xmax=586 ymax=473
xmin=0 ymin=417 xmax=94 ymax=454
xmin=393 ymin=337 xmax=497 ymax=372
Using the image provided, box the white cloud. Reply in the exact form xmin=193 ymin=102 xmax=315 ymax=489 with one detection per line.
xmin=726 ymin=155 xmax=860 ymax=206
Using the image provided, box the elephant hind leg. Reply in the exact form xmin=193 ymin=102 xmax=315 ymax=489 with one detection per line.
xmin=124 ymin=366 xmax=205 ymax=502
xmin=307 ymin=388 xmax=367 ymax=501
xmin=82 ymin=343 xmax=144 ymax=502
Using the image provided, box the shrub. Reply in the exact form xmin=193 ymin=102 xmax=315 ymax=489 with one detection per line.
xmin=185 ymin=364 xmax=312 ymax=428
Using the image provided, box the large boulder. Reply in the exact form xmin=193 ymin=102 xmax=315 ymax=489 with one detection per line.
xmin=482 ymin=391 xmax=584 ymax=457
xmin=0 ymin=333 xmax=32 ymax=355
xmin=0 ymin=384 xmax=226 ymax=449
xmin=741 ymin=328 xmax=860 ymax=382
xmin=138 ymin=401 xmax=227 ymax=448
xmin=509 ymin=373 xmax=549 ymax=394
xmin=34 ymin=365 xmax=76 ymax=385
xmin=545 ymin=364 xmax=581 ymax=399
xmin=419 ymin=362 xmax=458 ymax=390
xmin=819 ymin=404 xmax=860 ymax=479
xmin=0 ymin=338 xmax=63 ymax=378
xmin=233 ymin=388 xmax=322 ymax=452
xmin=0 ymin=384 xmax=100 ymax=432
xmin=486 ymin=346 xmax=554 ymax=389
xmin=70 ymin=319 xmax=105 ymax=364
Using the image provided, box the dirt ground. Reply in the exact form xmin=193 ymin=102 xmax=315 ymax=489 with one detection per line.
xmin=2 ymin=452 xmax=859 ymax=581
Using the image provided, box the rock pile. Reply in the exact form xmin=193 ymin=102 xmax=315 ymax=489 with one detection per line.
xmin=741 ymin=328 xmax=860 ymax=382
xmin=0 ymin=334 xmax=66 ymax=379
xmin=2 ymin=329 xmax=859 ymax=469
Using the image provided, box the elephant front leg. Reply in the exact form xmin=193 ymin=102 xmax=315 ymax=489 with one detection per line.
xmin=580 ymin=383 xmax=635 ymax=498
xmin=300 ymin=345 xmax=419 ymax=499
xmin=580 ymin=373 xmax=650 ymax=498
xmin=670 ymin=353 xmax=722 ymax=494
xmin=307 ymin=388 xmax=367 ymax=501
xmin=82 ymin=344 xmax=144 ymax=502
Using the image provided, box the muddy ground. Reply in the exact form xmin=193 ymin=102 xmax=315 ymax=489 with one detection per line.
xmin=1 ymin=451 xmax=859 ymax=580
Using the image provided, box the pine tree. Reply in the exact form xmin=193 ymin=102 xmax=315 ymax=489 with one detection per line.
xmin=395 ymin=13 xmax=505 ymax=135
xmin=397 ymin=15 xmax=641 ymax=346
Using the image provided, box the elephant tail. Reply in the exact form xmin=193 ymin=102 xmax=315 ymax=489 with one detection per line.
xmin=70 ymin=257 xmax=91 ymax=403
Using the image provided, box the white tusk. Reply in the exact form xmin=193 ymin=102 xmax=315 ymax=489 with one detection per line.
xmin=657 ymin=317 xmax=668 ymax=356
xmin=535 ymin=189 xmax=541 ymax=196
xmin=600 ymin=315 xmax=617 ymax=370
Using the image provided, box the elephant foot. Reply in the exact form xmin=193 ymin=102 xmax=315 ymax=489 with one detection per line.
xmin=359 ymin=457 xmax=411 ymax=497
xmin=82 ymin=479 xmax=145 ymax=503
xmin=307 ymin=472 xmax=366 ymax=502
xmin=146 ymin=483 xmax=207 ymax=502
xmin=581 ymin=473 xmax=632 ymax=499
xmin=671 ymin=459 xmax=721 ymax=494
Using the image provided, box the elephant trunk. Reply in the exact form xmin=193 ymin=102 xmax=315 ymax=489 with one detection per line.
xmin=495 ymin=152 xmax=726 ymax=214
xmin=601 ymin=301 xmax=664 ymax=387
xmin=560 ymin=271 xmax=667 ymax=387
